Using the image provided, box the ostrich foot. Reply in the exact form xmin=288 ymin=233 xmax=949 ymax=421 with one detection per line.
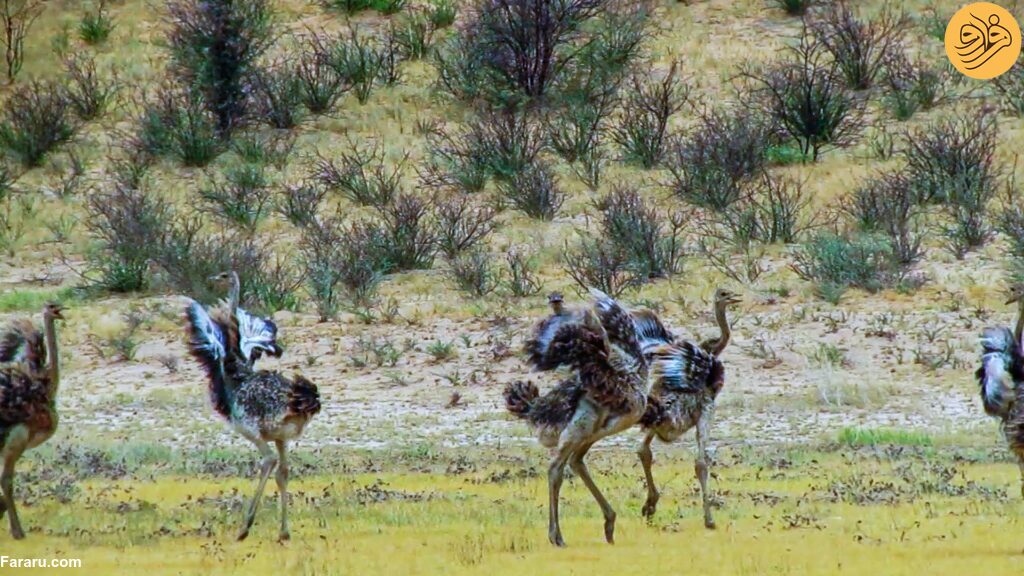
xmin=604 ymin=514 xmax=616 ymax=544
xmin=641 ymin=497 xmax=659 ymax=520
xmin=237 ymin=528 xmax=250 ymax=542
xmin=548 ymin=530 xmax=565 ymax=547
xmin=278 ymin=530 xmax=290 ymax=542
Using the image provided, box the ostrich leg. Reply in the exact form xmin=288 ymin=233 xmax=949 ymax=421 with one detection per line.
xmin=237 ymin=434 xmax=279 ymax=541
xmin=638 ymin=431 xmax=659 ymax=519
xmin=1 ymin=434 xmax=27 ymax=539
xmin=570 ymin=441 xmax=617 ymax=544
xmin=547 ymin=442 xmax=575 ymax=547
xmin=1017 ymin=456 xmax=1024 ymax=499
xmin=274 ymin=440 xmax=290 ymax=541
xmin=695 ymin=413 xmax=715 ymax=529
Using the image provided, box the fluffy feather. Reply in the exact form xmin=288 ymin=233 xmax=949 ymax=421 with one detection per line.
xmin=0 ymin=320 xmax=45 ymax=373
xmin=589 ymin=288 xmax=643 ymax=364
xmin=633 ymin=309 xmax=674 ymax=355
xmin=185 ymin=300 xmax=233 ymax=418
xmin=236 ymin=307 xmax=282 ymax=363
xmin=288 ymin=375 xmax=321 ymax=418
xmin=976 ymin=327 xmax=1023 ymax=418
xmin=504 ymin=378 xmax=585 ymax=427
xmin=648 ymin=341 xmax=724 ymax=395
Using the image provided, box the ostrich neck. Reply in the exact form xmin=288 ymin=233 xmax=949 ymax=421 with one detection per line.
xmin=1016 ymin=300 xmax=1024 ymax=345
xmin=228 ymin=272 xmax=240 ymax=310
xmin=710 ymin=303 xmax=731 ymax=357
xmin=44 ymin=314 xmax=60 ymax=397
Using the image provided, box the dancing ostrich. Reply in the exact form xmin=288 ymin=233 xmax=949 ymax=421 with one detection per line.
xmin=185 ymin=301 xmax=320 ymax=541
xmin=505 ymin=289 xmax=649 ymax=547
xmin=0 ymin=303 xmax=65 ymax=539
xmin=977 ymin=284 xmax=1024 ymax=496
xmin=635 ymin=288 xmax=741 ymax=528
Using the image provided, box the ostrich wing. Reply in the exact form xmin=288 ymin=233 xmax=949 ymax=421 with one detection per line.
xmin=186 ymin=300 xmax=227 ymax=365
xmin=648 ymin=341 xmax=720 ymax=393
xmin=632 ymin=309 xmax=674 ymax=357
xmin=0 ymin=320 xmax=45 ymax=372
xmin=235 ymin=307 xmax=281 ymax=363
xmin=589 ymin=288 xmax=644 ymax=364
xmin=977 ymin=326 xmax=1023 ymax=418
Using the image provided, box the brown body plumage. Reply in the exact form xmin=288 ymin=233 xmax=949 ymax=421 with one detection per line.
xmin=0 ymin=303 xmax=65 ymax=539
xmin=635 ymin=289 xmax=740 ymax=529
xmin=185 ymin=280 xmax=319 ymax=542
xmin=504 ymin=289 xmax=649 ymax=547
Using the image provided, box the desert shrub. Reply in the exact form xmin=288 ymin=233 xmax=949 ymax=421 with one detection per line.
xmin=546 ymin=67 xmax=619 ymax=166
xmin=391 ymin=9 xmax=435 ymax=60
xmin=247 ymin=254 xmax=303 ymax=314
xmin=376 ymin=193 xmax=437 ymax=271
xmin=902 ymin=111 xmax=998 ymax=257
xmin=229 ymin=130 xmax=295 ymax=169
xmin=435 ymin=0 xmax=648 ymax=107
xmin=313 ymin=142 xmax=406 ymax=208
xmin=902 ymin=112 xmax=999 ymax=205
xmin=329 ymin=28 xmax=385 ymax=104
xmin=498 ymin=159 xmax=563 ymax=220
xmin=434 ymin=194 xmax=498 ymax=259
xmin=85 ymin=181 xmax=171 ymax=292
xmin=419 ymin=121 xmax=490 ymax=194
xmin=881 ymin=49 xmax=952 ymax=120
xmin=774 ymin=0 xmax=815 ymax=15
xmin=845 ymin=171 xmax=925 ymax=265
xmin=596 ymin=183 xmax=686 ymax=279
xmin=154 ymin=222 xmax=267 ymax=304
xmin=810 ymin=1 xmax=909 ymax=90
xmin=998 ymin=177 xmax=1024 ymax=281
xmin=323 ymin=0 xmax=406 ymax=14
xmin=199 ymin=163 xmax=273 ymax=231
xmin=610 ymin=61 xmax=689 ymax=168
xmin=79 ymin=0 xmax=114 ymax=45
xmin=1 ymin=0 xmax=44 ymax=82
xmin=741 ymin=171 xmax=819 ymax=245
xmin=741 ymin=29 xmax=864 ymax=162
xmin=665 ymin=106 xmax=773 ymax=211
xmin=276 ymin=181 xmax=327 ymax=229
xmin=250 ymin=61 xmax=304 ymax=129
xmin=63 ymin=54 xmax=120 ymax=121
xmin=563 ymin=237 xmax=644 ymax=297
xmin=166 ymin=0 xmax=273 ymax=137
xmin=993 ymin=62 xmax=1024 ymax=116
xmin=428 ymin=0 xmax=457 ymax=28
xmin=447 ymin=249 xmax=499 ymax=296
xmin=792 ymin=231 xmax=902 ymax=302
xmin=298 ymin=215 xmax=346 ymax=320
xmin=0 ymin=80 xmax=75 ymax=168
xmin=476 ymin=108 xmax=547 ymax=180
xmin=136 ymin=84 xmax=222 ymax=166
xmin=504 ymin=246 xmax=543 ymax=296
xmin=293 ymin=31 xmax=348 ymax=115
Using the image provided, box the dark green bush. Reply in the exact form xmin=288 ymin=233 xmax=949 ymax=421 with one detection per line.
xmin=0 ymin=80 xmax=75 ymax=168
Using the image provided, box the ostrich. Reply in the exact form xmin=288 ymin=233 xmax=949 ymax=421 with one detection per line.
xmin=208 ymin=271 xmax=282 ymax=365
xmin=634 ymin=288 xmax=741 ymax=528
xmin=977 ymin=284 xmax=1024 ymax=496
xmin=185 ymin=301 xmax=320 ymax=541
xmin=0 ymin=303 xmax=65 ymax=539
xmin=504 ymin=288 xmax=649 ymax=547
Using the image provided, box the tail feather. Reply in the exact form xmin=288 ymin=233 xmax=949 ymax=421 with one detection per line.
xmin=977 ymin=327 xmax=1022 ymax=418
xmin=541 ymin=311 xmax=609 ymax=371
xmin=504 ymin=378 xmax=584 ymax=428
xmin=288 ymin=375 xmax=321 ymax=417
xmin=504 ymin=380 xmax=539 ymax=419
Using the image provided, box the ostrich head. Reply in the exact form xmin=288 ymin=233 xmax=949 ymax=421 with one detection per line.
xmin=43 ymin=302 xmax=66 ymax=320
xmin=714 ymin=288 xmax=742 ymax=309
xmin=548 ymin=292 xmax=565 ymax=315
xmin=1006 ymin=284 xmax=1024 ymax=305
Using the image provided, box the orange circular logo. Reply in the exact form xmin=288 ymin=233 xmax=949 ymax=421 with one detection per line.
xmin=945 ymin=2 xmax=1021 ymax=79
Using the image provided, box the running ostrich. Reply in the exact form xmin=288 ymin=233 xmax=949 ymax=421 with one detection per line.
xmin=504 ymin=288 xmax=649 ymax=547
xmin=0 ymin=303 xmax=65 ymax=539
xmin=635 ymin=288 xmax=741 ymax=528
xmin=185 ymin=301 xmax=320 ymax=541
xmin=976 ymin=283 xmax=1024 ymax=496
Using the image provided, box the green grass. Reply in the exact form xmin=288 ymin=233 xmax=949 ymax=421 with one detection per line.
xmin=0 ymin=287 xmax=77 ymax=313
xmin=838 ymin=427 xmax=935 ymax=448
